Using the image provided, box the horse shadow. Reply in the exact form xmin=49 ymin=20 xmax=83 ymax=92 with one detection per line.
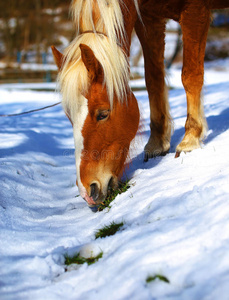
xmin=204 ymin=107 xmax=229 ymax=144
xmin=124 ymin=106 xmax=229 ymax=179
xmin=123 ymin=150 xmax=165 ymax=181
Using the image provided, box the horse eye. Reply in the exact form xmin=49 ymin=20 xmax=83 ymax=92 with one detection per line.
xmin=96 ymin=110 xmax=109 ymax=121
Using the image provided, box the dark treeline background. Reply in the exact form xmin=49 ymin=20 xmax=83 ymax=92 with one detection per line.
xmin=0 ymin=0 xmax=72 ymax=63
xmin=0 ymin=1 xmax=228 ymax=66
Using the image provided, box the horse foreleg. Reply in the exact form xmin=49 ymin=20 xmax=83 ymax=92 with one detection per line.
xmin=176 ymin=2 xmax=210 ymax=156
xmin=135 ymin=17 xmax=172 ymax=161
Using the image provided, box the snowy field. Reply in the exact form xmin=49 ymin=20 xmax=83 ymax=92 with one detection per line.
xmin=0 ymin=60 xmax=229 ymax=300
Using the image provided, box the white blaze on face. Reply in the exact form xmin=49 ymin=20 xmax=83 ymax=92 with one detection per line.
xmin=72 ymin=95 xmax=89 ymax=201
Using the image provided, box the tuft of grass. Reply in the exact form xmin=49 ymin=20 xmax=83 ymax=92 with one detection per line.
xmin=98 ymin=180 xmax=130 ymax=211
xmin=95 ymin=221 xmax=124 ymax=239
xmin=65 ymin=252 xmax=103 ymax=266
xmin=146 ymin=274 xmax=170 ymax=284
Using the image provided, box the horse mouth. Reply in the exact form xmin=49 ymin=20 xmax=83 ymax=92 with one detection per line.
xmin=86 ymin=194 xmax=106 ymax=212
xmin=86 ymin=176 xmax=118 ymax=209
xmin=83 ymin=193 xmax=97 ymax=206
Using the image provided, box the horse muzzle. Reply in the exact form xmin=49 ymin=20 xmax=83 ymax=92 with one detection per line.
xmin=83 ymin=176 xmax=118 ymax=210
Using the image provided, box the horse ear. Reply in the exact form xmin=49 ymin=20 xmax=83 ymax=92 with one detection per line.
xmin=79 ymin=44 xmax=103 ymax=81
xmin=51 ymin=46 xmax=64 ymax=70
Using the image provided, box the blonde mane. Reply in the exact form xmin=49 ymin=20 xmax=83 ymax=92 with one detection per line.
xmin=58 ymin=0 xmax=139 ymax=117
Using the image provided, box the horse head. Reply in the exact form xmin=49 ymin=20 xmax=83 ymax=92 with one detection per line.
xmin=52 ymin=44 xmax=139 ymax=208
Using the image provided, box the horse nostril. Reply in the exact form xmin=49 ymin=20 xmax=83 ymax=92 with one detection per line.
xmin=108 ymin=176 xmax=118 ymax=192
xmin=90 ymin=183 xmax=99 ymax=202
xmin=108 ymin=177 xmax=113 ymax=191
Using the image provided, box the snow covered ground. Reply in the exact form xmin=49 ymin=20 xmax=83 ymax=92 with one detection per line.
xmin=0 ymin=59 xmax=229 ymax=300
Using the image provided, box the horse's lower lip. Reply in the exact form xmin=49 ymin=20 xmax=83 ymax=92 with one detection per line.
xmin=89 ymin=205 xmax=99 ymax=212
xmin=84 ymin=194 xmax=96 ymax=206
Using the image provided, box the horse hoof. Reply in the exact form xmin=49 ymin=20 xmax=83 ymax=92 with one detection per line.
xmin=175 ymin=151 xmax=180 ymax=158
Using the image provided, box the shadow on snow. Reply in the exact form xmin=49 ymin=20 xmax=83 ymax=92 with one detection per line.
xmin=0 ymin=105 xmax=74 ymax=158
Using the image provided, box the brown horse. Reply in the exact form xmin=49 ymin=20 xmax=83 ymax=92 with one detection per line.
xmin=52 ymin=0 xmax=229 ymax=208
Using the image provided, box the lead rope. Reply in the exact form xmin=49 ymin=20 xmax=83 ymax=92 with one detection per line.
xmin=0 ymin=101 xmax=61 ymax=117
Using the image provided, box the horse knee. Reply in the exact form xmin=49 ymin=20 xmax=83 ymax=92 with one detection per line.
xmin=182 ymin=69 xmax=204 ymax=94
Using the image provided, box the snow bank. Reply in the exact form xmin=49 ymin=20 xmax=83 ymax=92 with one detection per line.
xmin=0 ymin=61 xmax=229 ymax=300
